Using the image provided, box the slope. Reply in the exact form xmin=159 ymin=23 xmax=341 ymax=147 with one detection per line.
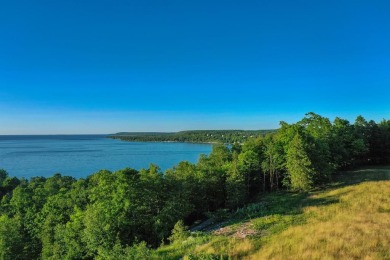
xmin=155 ymin=166 xmax=390 ymax=259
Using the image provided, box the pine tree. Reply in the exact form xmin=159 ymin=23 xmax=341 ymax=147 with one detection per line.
xmin=286 ymin=134 xmax=314 ymax=191
xmin=168 ymin=220 xmax=189 ymax=244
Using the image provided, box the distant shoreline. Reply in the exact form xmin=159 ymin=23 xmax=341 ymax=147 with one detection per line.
xmin=112 ymin=139 xmax=221 ymax=145
xmin=109 ymin=129 xmax=275 ymax=144
xmin=0 ymin=134 xmax=109 ymax=137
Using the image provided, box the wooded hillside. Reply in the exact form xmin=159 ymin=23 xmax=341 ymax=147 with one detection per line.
xmin=0 ymin=113 xmax=389 ymax=259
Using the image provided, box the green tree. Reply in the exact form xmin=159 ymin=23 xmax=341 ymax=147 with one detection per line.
xmin=165 ymin=161 xmax=200 ymax=220
xmin=330 ymin=117 xmax=353 ymax=168
xmin=197 ymin=149 xmax=228 ymax=211
xmin=238 ymin=150 xmax=262 ymax=197
xmin=286 ymin=134 xmax=314 ymax=191
xmin=261 ymin=135 xmax=284 ymax=191
xmin=0 ymin=215 xmax=25 ymax=260
xmin=0 ymin=169 xmax=8 ymax=186
xmin=353 ymin=115 xmax=370 ymax=165
xmin=0 ymin=169 xmax=9 ymax=198
xmin=226 ymin=152 xmax=247 ymax=209
xmin=168 ymin=220 xmax=189 ymax=244
xmin=378 ymin=119 xmax=390 ymax=164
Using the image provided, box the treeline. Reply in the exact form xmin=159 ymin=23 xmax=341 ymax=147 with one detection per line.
xmin=1 ymin=113 xmax=390 ymax=259
xmin=110 ymin=129 xmax=275 ymax=143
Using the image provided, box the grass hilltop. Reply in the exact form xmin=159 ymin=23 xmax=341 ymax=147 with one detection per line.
xmin=155 ymin=166 xmax=390 ymax=259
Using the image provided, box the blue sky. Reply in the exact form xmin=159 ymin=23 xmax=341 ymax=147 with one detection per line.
xmin=0 ymin=0 xmax=389 ymax=134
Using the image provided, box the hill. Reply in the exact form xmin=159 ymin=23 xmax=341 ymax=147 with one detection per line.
xmin=1 ymin=113 xmax=389 ymax=259
xmin=155 ymin=166 xmax=390 ymax=259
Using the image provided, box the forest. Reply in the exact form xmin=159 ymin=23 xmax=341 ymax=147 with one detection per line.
xmin=1 ymin=112 xmax=390 ymax=259
xmin=110 ymin=130 xmax=274 ymax=143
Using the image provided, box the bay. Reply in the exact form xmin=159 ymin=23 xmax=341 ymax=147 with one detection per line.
xmin=0 ymin=135 xmax=212 ymax=179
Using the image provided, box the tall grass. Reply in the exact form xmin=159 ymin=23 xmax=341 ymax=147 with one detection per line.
xmin=155 ymin=167 xmax=390 ymax=259
xmin=251 ymin=179 xmax=390 ymax=259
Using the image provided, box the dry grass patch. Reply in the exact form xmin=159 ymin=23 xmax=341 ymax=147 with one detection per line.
xmin=250 ymin=180 xmax=390 ymax=259
xmin=155 ymin=167 xmax=390 ymax=259
xmin=214 ymin=222 xmax=259 ymax=239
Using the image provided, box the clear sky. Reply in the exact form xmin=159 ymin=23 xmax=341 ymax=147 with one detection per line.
xmin=0 ymin=0 xmax=389 ymax=134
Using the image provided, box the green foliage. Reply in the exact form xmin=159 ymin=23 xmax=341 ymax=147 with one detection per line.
xmin=234 ymin=202 xmax=267 ymax=219
xmin=111 ymin=129 xmax=274 ymax=144
xmin=252 ymin=213 xmax=306 ymax=234
xmin=158 ymin=167 xmax=390 ymax=259
xmin=286 ymin=134 xmax=315 ymax=191
xmin=96 ymin=241 xmax=151 ymax=260
xmin=0 ymin=113 xmax=389 ymax=258
xmin=226 ymin=155 xmax=247 ymax=209
xmin=261 ymin=135 xmax=284 ymax=191
xmin=0 ymin=169 xmax=8 ymax=186
xmin=0 ymin=215 xmax=24 ymax=260
xmin=168 ymin=220 xmax=189 ymax=244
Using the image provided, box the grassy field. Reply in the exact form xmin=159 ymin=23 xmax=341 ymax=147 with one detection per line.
xmin=155 ymin=166 xmax=390 ymax=259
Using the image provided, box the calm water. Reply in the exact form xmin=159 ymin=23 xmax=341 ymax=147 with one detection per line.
xmin=0 ymin=135 xmax=212 ymax=179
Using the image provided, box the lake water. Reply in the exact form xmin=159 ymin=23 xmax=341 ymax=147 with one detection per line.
xmin=0 ymin=135 xmax=212 ymax=179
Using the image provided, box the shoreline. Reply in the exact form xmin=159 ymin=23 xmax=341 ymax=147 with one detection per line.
xmin=109 ymin=137 xmax=222 ymax=145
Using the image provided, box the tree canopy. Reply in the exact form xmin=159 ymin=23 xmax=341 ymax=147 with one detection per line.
xmin=0 ymin=113 xmax=389 ymax=259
